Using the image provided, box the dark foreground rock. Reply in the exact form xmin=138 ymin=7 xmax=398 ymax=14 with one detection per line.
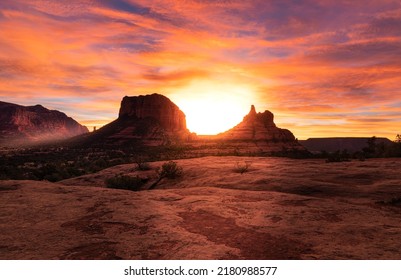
xmin=2 ymin=157 xmax=401 ymax=260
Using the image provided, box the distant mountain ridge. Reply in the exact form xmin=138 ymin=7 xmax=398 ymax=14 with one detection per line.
xmin=1 ymin=94 xmax=306 ymax=155
xmin=0 ymin=101 xmax=88 ymax=146
xmin=299 ymin=137 xmax=392 ymax=153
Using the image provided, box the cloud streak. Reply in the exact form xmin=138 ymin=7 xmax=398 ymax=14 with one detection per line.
xmin=1 ymin=0 xmax=401 ymax=137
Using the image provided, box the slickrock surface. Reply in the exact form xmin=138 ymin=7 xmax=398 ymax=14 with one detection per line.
xmin=2 ymin=157 xmax=401 ymax=259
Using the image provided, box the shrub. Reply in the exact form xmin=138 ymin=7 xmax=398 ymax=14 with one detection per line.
xmin=233 ymin=161 xmax=252 ymax=174
xmin=149 ymin=161 xmax=183 ymax=189
xmin=325 ymin=150 xmax=351 ymax=163
xmin=105 ymin=175 xmax=145 ymax=191
xmin=156 ymin=161 xmax=183 ymax=179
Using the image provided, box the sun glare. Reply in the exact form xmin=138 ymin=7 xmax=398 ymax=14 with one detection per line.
xmin=171 ymin=80 xmax=255 ymax=135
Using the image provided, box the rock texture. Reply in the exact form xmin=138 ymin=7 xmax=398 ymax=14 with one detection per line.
xmin=219 ymin=105 xmax=296 ymax=142
xmin=186 ymin=105 xmax=306 ymax=155
xmin=2 ymin=157 xmax=401 ymax=259
xmin=85 ymin=94 xmax=192 ymax=146
xmin=0 ymin=101 xmax=88 ymax=146
xmin=119 ymin=94 xmax=187 ymax=132
xmin=74 ymin=94 xmax=302 ymax=154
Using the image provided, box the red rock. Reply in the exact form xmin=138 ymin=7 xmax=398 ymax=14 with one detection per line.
xmin=77 ymin=94 xmax=302 ymax=153
xmin=89 ymin=94 xmax=192 ymax=146
xmin=0 ymin=101 xmax=88 ymax=146
xmin=119 ymin=94 xmax=187 ymax=133
xmin=218 ymin=105 xmax=296 ymax=142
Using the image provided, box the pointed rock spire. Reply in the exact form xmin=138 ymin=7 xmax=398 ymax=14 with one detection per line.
xmin=243 ymin=105 xmax=257 ymax=122
xmin=219 ymin=105 xmax=296 ymax=142
xmin=249 ymin=105 xmax=256 ymax=115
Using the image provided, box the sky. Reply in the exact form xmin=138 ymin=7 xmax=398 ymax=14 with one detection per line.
xmin=1 ymin=0 xmax=401 ymax=138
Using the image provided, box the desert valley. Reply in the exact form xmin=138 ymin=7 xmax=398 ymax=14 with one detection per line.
xmin=2 ymin=0 xmax=401 ymax=265
xmin=1 ymin=93 xmax=401 ymax=260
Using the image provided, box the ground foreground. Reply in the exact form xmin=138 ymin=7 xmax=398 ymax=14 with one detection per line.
xmin=1 ymin=156 xmax=401 ymax=259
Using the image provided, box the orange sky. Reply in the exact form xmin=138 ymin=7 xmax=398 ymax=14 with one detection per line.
xmin=1 ymin=0 xmax=401 ymax=139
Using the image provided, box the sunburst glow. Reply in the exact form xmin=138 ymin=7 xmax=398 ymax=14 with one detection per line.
xmin=1 ymin=1 xmax=401 ymax=139
xmin=171 ymin=80 xmax=255 ymax=135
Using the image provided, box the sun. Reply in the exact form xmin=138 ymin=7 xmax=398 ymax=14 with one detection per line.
xmin=170 ymin=80 xmax=255 ymax=135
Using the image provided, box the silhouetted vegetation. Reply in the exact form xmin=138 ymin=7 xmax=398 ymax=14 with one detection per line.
xmin=156 ymin=161 xmax=183 ymax=179
xmin=149 ymin=161 xmax=183 ymax=189
xmin=360 ymin=135 xmax=401 ymax=158
xmin=270 ymin=148 xmax=313 ymax=159
xmin=0 ymin=145 xmax=189 ymax=182
xmin=0 ymin=147 xmax=132 ymax=182
xmin=2 ymin=134 xmax=401 ymax=183
xmin=325 ymin=150 xmax=351 ymax=163
xmin=320 ymin=135 xmax=401 ymax=162
xmin=105 ymin=175 xmax=146 ymax=191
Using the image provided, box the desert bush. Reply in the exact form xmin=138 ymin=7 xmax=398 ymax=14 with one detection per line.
xmin=137 ymin=162 xmax=151 ymax=170
xmin=105 ymin=174 xmax=145 ymax=191
xmin=149 ymin=161 xmax=183 ymax=189
xmin=233 ymin=161 xmax=252 ymax=174
xmin=156 ymin=161 xmax=183 ymax=179
xmin=325 ymin=150 xmax=351 ymax=163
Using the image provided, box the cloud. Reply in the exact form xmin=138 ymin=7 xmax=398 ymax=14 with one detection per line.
xmin=143 ymin=69 xmax=209 ymax=82
xmin=307 ymin=40 xmax=401 ymax=67
xmin=48 ymin=84 xmax=112 ymax=93
xmin=348 ymin=118 xmax=396 ymax=123
xmin=98 ymin=0 xmax=150 ymax=15
xmin=0 ymin=59 xmax=37 ymax=78
xmin=1 ymin=0 xmax=401 ymax=137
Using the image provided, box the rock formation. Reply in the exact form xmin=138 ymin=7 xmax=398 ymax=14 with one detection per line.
xmin=87 ymin=93 xmax=192 ymax=146
xmin=0 ymin=101 xmax=88 ymax=146
xmin=191 ymin=105 xmax=306 ymax=155
xmin=118 ymin=94 xmax=187 ymax=133
xmin=218 ymin=105 xmax=297 ymax=142
xmin=75 ymin=94 xmax=304 ymax=155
